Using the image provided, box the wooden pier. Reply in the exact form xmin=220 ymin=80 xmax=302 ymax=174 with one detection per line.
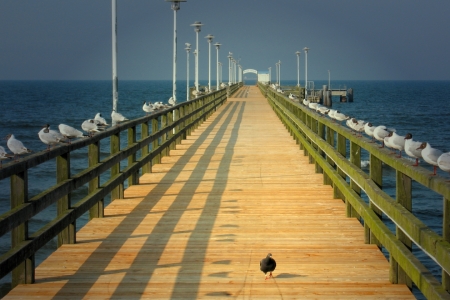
xmin=4 ymin=86 xmax=413 ymax=299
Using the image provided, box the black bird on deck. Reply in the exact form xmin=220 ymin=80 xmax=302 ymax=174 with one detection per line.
xmin=260 ymin=253 xmax=276 ymax=280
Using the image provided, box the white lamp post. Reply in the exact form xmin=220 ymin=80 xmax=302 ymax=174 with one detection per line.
xmin=205 ymin=34 xmax=214 ymax=92
xmin=218 ymin=62 xmax=222 ymax=86
xmin=278 ymin=60 xmax=281 ymax=86
xmin=275 ymin=62 xmax=279 ymax=86
xmin=268 ymin=67 xmax=271 ymax=84
xmin=190 ymin=21 xmax=203 ymax=92
xmin=296 ymin=51 xmax=301 ymax=87
xmin=303 ymin=47 xmax=309 ymax=98
xmin=228 ymin=52 xmax=232 ymax=86
xmin=214 ymin=43 xmax=221 ymax=90
xmin=112 ymin=0 xmax=118 ymax=112
xmin=185 ymin=43 xmax=191 ymax=101
xmin=166 ymin=0 xmax=186 ymax=105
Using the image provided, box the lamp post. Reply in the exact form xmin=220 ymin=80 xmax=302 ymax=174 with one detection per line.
xmin=268 ymin=67 xmax=271 ymax=84
xmin=205 ymin=34 xmax=214 ymax=92
xmin=278 ymin=60 xmax=281 ymax=86
xmin=112 ymin=0 xmax=118 ymax=112
xmin=303 ymin=47 xmax=309 ymax=98
xmin=218 ymin=62 xmax=222 ymax=87
xmin=185 ymin=43 xmax=191 ymax=101
xmin=275 ymin=62 xmax=279 ymax=86
xmin=228 ymin=52 xmax=232 ymax=86
xmin=166 ymin=0 xmax=186 ymax=105
xmin=296 ymin=51 xmax=301 ymax=87
xmin=214 ymin=42 xmax=221 ymax=90
xmin=190 ymin=21 xmax=203 ymax=92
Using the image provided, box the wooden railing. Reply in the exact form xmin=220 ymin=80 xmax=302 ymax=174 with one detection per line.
xmin=0 ymin=83 xmax=241 ymax=288
xmin=259 ymin=83 xmax=450 ymax=299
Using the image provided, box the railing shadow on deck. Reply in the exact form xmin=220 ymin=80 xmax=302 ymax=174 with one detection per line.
xmin=0 ymin=83 xmax=242 ymax=295
xmin=50 ymin=100 xmax=246 ymax=299
xmin=258 ymin=82 xmax=450 ymax=300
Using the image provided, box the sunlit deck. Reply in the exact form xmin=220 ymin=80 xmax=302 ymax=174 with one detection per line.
xmin=4 ymin=86 xmax=413 ymax=299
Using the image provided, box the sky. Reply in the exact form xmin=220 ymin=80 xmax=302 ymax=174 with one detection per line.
xmin=0 ymin=0 xmax=449 ymax=81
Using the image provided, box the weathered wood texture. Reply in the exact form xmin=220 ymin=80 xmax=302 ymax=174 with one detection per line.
xmin=4 ymin=86 xmax=413 ymax=299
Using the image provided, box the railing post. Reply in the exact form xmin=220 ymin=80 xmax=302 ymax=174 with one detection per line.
xmin=152 ymin=118 xmax=160 ymax=165
xmin=350 ymin=141 xmax=361 ymax=219
xmin=128 ymin=125 xmax=138 ymax=186
xmin=142 ymin=121 xmax=151 ymax=174
xmin=444 ymin=197 xmax=450 ymax=292
xmin=11 ymin=171 xmax=34 ymax=286
xmin=390 ymin=170 xmax=412 ymax=287
xmin=161 ymin=114 xmax=168 ymax=158
xmin=57 ymin=153 xmax=75 ymax=246
xmin=334 ymin=133 xmax=346 ymax=201
xmin=89 ymin=141 xmax=103 ymax=218
xmin=111 ymin=132 xmax=123 ymax=200
xmin=368 ymin=154 xmax=382 ymax=248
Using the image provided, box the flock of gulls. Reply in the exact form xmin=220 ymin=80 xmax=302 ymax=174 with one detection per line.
xmin=298 ymin=97 xmax=450 ymax=180
xmin=0 ymin=102 xmax=174 ymax=168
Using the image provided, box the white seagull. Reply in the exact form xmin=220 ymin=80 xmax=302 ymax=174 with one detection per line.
xmin=333 ymin=111 xmax=350 ymax=125
xmin=142 ymin=101 xmax=154 ymax=115
xmin=417 ymin=142 xmax=443 ymax=175
xmin=404 ymin=133 xmax=423 ymax=166
xmin=373 ymin=125 xmax=393 ymax=148
xmin=348 ymin=118 xmax=365 ymax=137
xmin=387 ymin=132 xmax=406 ymax=158
xmin=59 ymin=124 xmax=87 ymax=143
xmin=81 ymin=119 xmax=101 ymax=136
xmin=364 ymin=123 xmax=376 ymax=142
xmin=437 ymin=152 xmax=450 ymax=181
xmin=38 ymin=124 xmax=67 ymax=151
xmin=111 ymin=110 xmax=129 ymax=125
xmin=5 ymin=134 xmax=32 ymax=161
xmin=94 ymin=113 xmax=108 ymax=126
xmin=0 ymin=146 xmax=12 ymax=168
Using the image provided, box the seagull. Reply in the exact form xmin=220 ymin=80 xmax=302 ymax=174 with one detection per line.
xmin=59 ymin=124 xmax=87 ymax=143
xmin=326 ymin=109 xmax=337 ymax=122
xmin=0 ymin=146 xmax=12 ymax=168
xmin=260 ymin=253 xmax=276 ymax=280
xmin=308 ymin=102 xmax=318 ymax=110
xmin=333 ymin=111 xmax=350 ymax=124
xmin=142 ymin=101 xmax=154 ymax=115
xmin=384 ymin=132 xmax=396 ymax=153
xmin=168 ymin=97 xmax=176 ymax=106
xmin=364 ymin=122 xmax=376 ymax=142
xmin=417 ymin=142 xmax=443 ymax=175
xmin=5 ymin=134 xmax=32 ymax=161
xmin=111 ymin=110 xmax=129 ymax=125
xmin=404 ymin=133 xmax=423 ymax=166
xmin=38 ymin=124 xmax=67 ymax=151
xmin=437 ymin=152 xmax=450 ymax=181
xmin=373 ymin=125 xmax=393 ymax=148
xmin=387 ymin=132 xmax=406 ymax=158
xmin=348 ymin=118 xmax=365 ymax=137
xmin=81 ymin=119 xmax=101 ymax=136
xmin=302 ymin=98 xmax=310 ymax=106
xmin=94 ymin=113 xmax=109 ymax=126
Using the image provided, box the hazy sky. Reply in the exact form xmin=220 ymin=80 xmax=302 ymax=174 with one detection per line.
xmin=1 ymin=0 xmax=449 ymax=81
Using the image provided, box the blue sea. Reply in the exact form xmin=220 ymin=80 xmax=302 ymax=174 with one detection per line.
xmin=1 ymin=79 xmax=450 ymax=299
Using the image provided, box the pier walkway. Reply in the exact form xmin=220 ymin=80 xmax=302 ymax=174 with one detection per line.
xmin=5 ymin=86 xmax=413 ymax=299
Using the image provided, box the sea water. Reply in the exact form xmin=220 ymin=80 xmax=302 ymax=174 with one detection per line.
xmin=1 ymin=79 xmax=449 ymax=299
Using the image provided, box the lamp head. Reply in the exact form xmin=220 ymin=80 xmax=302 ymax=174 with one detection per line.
xmin=191 ymin=21 xmax=203 ymax=32
xmin=205 ymin=34 xmax=214 ymax=43
xmin=214 ymin=42 xmax=221 ymax=49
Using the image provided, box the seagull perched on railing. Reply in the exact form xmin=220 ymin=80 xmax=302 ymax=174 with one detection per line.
xmin=417 ymin=142 xmax=443 ymax=175
xmin=404 ymin=133 xmax=423 ymax=166
xmin=94 ymin=113 xmax=108 ymax=126
xmin=364 ymin=123 xmax=376 ymax=142
xmin=5 ymin=134 xmax=32 ymax=161
xmin=81 ymin=119 xmax=101 ymax=136
xmin=437 ymin=152 xmax=450 ymax=181
xmin=59 ymin=124 xmax=88 ymax=143
xmin=38 ymin=124 xmax=67 ymax=151
xmin=373 ymin=125 xmax=393 ymax=148
xmin=142 ymin=101 xmax=154 ymax=115
xmin=111 ymin=110 xmax=129 ymax=126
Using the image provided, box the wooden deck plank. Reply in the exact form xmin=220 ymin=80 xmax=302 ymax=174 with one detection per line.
xmin=4 ymin=86 xmax=414 ymax=299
